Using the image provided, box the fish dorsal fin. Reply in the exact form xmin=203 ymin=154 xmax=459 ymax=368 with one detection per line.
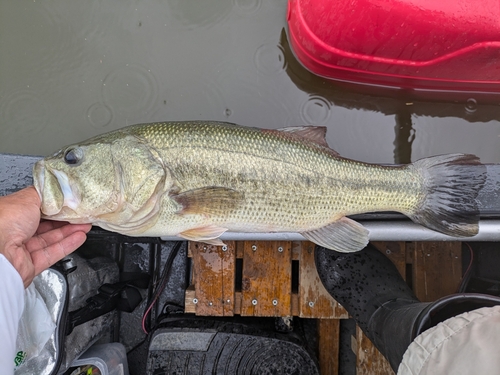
xmin=171 ymin=187 xmax=244 ymax=216
xmin=301 ymin=217 xmax=369 ymax=253
xmin=277 ymin=126 xmax=328 ymax=147
xmin=276 ymin=126 xmax=339 ymax=156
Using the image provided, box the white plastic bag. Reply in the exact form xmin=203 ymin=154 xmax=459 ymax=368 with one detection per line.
xmin=14 ymin=282 xmax=56 ymax=369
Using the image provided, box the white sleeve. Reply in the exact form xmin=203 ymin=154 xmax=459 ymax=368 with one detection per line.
xmin=398 ymin=305 xmax=500 ymax=375
xmin=0 ymin=254 xmax=25 ymax=375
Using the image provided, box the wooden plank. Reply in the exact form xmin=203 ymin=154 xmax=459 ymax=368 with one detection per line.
xmin=318 ymin=319 xmax=340 ymax=375
xmin=190 ymin=241 xmax=236 ymax=316
xmin=355 ymin=327 xmax=395 ymax=375
xmin=371 ymin=242 xmax=407 ymax=280
xmin=291 ymin=241 xmax=301 ymax=260
xmin=411 ymin=242 xmax=462 ymax=302
xmin=234 ymin=291 xmax=242 ymax=315
xmin=184 ymin=286 xmax=196 ymax=313
xmin=240 ymin=241 xmax=292 ymax=316
xmin=298 ymin=242 xmax=348 ymax=319
xmin=291 ymin=293 xmax=299 ymax=317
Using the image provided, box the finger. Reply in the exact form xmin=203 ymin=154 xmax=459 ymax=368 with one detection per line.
xmin=36 ymin=220 xmax=69 ymax=235
xmin=36 ymin=220 xmax=91 ymax=235
xmin=31 ymin=231 xmax=88 ymax=276
xmin=26 ymin=223 xmax=92 ymax=252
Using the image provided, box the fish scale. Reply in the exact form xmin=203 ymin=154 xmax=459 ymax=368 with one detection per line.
xmin=33 ymin=121 xmax=485 ymax=252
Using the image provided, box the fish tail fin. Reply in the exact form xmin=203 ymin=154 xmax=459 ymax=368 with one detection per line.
xmin=408 ymin=154 xmax=486 ymax=237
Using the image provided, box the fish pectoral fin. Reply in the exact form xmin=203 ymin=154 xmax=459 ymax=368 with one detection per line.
xmin=301 ymin=217 xmax=369 ymax=253
xmin=171 ymin=187 xmax=244 ymax=216
xmin=179 ymin=225 xmax=228 ymax=245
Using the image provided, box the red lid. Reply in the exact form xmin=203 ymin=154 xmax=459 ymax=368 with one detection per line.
xmin=287 ymin=0 xmax=500 ymax=93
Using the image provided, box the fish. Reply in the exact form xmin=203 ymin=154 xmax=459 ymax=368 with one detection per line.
xmin=32 ymin=121 xmax=485 ymax=252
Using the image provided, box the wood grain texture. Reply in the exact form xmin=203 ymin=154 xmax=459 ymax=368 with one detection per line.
xmin=190 ymin=241 xmax=236 ymax=316
xmin=318 ymin=319 xmax=340 ymax=375
xmin=355 ymin=326 xmax=395 ymax=375
xmin=299 ymin=242 xmax=348 ymax=319
xmin=240 ymin=241 xmax=292 ymax=316
xmin=411 ymin=242 xmax=462 ymax=302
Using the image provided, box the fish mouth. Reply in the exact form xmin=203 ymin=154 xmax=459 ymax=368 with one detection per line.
xmin=33 ymin=160 xmax=81 ymax=217
xmin=33 ymin=160 xmax=45 ymax=202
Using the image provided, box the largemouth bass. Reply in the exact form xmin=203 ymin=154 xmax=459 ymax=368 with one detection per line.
xmin=33 ymin=121 xmax=484 ymax=252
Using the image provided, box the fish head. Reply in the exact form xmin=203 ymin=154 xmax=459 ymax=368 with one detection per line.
xmin=33 ymin=141 xmax=121 ymax=222
xmin=33 ymin=134 xmax=172 ymax=230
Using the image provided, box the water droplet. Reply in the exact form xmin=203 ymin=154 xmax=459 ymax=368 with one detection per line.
xmin=234 ymin=0 xmax=262 ymax=15
xmin=254 ymin=42 xmax=287 ymax=75
xmin=87 ymin=102 xmax=113 ymax=128
xmin=167 ymin=0 xmax=233 ymax=29
xmin=1 ymin=89 xmax=49 ymax=135
xmin=300 ymin=96 xmax=332 ymax=125
xmin=465 ymin=98 xmax=477 ymax=114
xmin=101 ymin=64 xmax=158 ymax=123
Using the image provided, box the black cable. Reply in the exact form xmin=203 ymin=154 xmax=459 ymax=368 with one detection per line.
xmin=142 ymin=241 xmax=183 ymax=334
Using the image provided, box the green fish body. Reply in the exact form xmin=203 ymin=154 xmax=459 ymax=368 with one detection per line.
xmin=33 ymin=121 xmax=484 ymax=252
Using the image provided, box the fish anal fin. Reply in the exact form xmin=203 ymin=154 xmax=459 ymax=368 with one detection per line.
xmin=171 ymin=187 xmax=244 ymax=216
xmin=179 ymin=225 xmax=228 ymax=246
xmin=301 ymin=217 xmax=369 ymax=253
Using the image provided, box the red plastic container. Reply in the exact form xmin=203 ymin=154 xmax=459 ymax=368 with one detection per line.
xmin=287 ymin=0 xmax=500 ymax=94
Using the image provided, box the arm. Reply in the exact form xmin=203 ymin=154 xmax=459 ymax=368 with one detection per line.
xmin=0 ymin=187 xmax=91 ymax=372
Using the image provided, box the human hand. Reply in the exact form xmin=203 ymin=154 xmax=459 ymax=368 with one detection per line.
xmin=0 ymin=187 xmax=91 ymax=287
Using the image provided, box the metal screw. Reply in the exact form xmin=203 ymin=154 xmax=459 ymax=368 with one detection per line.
xmin=193 ymin=298 xmax=198 ymax=304
xmin=308 ymin=301 xmax=315 ymax=308
xmin=278 ymin=246 xmax=283 ymax=253
xmin=252 ymin=245 xmax=257 ymax=251
xmin=272 ymin=299 xmax=278 ymax=306
xmin=227 ymin=299 xmax=231 ymax=303
xmin=222 ymin=245 xmax=228 ymax=252
xmin=252 ymin=299 xmax=258 ymax=305
xmin=386 ymin=249 xmax=391 ymax=254
xmin=209 ymin=302 xmax=213 ymax=306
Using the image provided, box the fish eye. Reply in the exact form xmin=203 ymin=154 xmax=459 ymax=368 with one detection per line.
xmin=63 ymin=147 xmax=84 ymax=166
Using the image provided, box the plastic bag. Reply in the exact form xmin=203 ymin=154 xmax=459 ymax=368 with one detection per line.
xmin=14 ymin=282 xmax=56 ymax=369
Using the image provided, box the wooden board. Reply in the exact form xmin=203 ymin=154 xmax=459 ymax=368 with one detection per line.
xmin=318 ymin=319 xmax=341 ymax=375
xmin=189 ymin=241 xmax=236 ymax=316
xmin=185 ymin=240 xmax=464 ymax=374
xmin=298 ymin=242 xmax=348 ymax=319
xmin=240 ymin=241 xmax=292 ymax=316
xmin=185 ymin=241 xmax=300 ymax=316
xmin=410 ymin=242 xmax=462 ymax=302
xmin=371 ymin=241 xmax=407 ymax=280
xmin=354 ymin=326 xmax=395 ymax=375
